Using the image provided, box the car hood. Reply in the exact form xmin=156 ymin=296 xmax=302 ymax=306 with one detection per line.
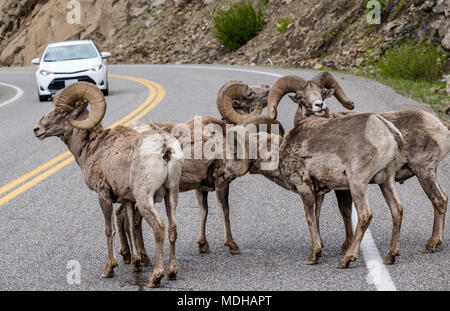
xmin=39 ymin=57 xmax=101 ymax=73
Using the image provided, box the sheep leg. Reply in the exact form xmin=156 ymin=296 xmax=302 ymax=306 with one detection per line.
xmin=125 ymin=202 xmax=143 ymax=272
xmin=297 ymin=183 xmax=322 ymax=265
xmin=337 ymin=182 xmax=372 ymax=269
xmin=115 ymin=204 xmax=131 ymax=264
xmin=136 ymin=195 xmax=165 ymax=288
xmin=334 ymin=190 xmax=354 ymax=254
xmin=414 ymin=168 xmax=448 ymax=253
xmin=165 ymin=187 xmax=179 ymax=280
xmin=216 ymin=179 xmax=241 ymax=255
xmin=99 ymin=197 xmax=118 ymax=278
xmin=195 ymin=190 xmax=211 ymax=253
xmin=315 ymin=194 xmax=325 ymax=248
xmin=379 ymin=180 xmax=404 ymax=264
xmin=132 ymin=208 xmax=151 ymax=267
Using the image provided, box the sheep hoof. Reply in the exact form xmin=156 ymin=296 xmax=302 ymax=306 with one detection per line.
xmin=148 ymin=281 xmax=161 ymax=288
xmin=101 ymin=269 xmax=114 ymax=278
xmin=304 ymin=259 xmax=319 ymax=265
xmin=305 ymin=251 xmax=321 ymax=265
xmin=140 ymin=254 xmax=152 ymax=267
xmin=149 ymin=270 xmax=164 ymax=288
xmin=229 ymin=247 xmax=242 ymax=255
xmin=225 ymin=241 xmax=241 ymax=255
xmin=166 ymin=266 xmax=178 ymax=280
xmin=197 ymin=240 xmax=211 ymax=254
xmin=121 ymin=252 xmax=131 ymax=264
xmin=336 ymin=258 xmax=350 ymax=269
xmin=384 ymin=252 xmax=397 ymax=265
xmin=423 ymin=239 xmax=441 ymax=253
xmin=131 ymin=261 xmax=142 ymax=273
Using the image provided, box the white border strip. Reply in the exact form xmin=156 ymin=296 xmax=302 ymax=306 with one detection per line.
xmin=352 ymin=205 xmax=397 ymax=291
xmin=0 ymin=82 xmax=24 ymax=108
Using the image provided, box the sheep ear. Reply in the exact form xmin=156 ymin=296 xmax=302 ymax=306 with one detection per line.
xmin=288 ymin=95 xmax=299 ymax=104
xmin=324 ymin=88 xmax=335 ymax=99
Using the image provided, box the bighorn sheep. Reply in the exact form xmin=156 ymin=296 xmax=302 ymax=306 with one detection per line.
xmin=224 ymin=74 xmax=406 ymax=268
xmin=33 ymin=82 xmax=184 ymax=287
xmin=286 ymin=99 xmax=450 ymax=255
xmin=115 ymin=81 xmax=282 ymax=266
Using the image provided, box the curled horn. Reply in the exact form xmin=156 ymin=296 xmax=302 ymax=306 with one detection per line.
xmin=55 ymin=82 xmax=107 ymax=130
xmin=242 ymin=115 xmax=285 ymax=137
xmin=267 ymin=75 xmax=308 ymax=120
xmin=311 ymin=71 xmax=354 ymax=110
xmin=217 ymin=81 xmax=263 ymax=124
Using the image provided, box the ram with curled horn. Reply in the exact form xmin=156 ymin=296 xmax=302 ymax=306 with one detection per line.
xmin=224 ymin=73 xmax=411 ymax=268
xmin=267 ymin=72 xmax=354 ymax=121
xmin=115 ymin=81 xmax=285 ymax=266
xmin=289 ymin=96 xmax=450 ymax=256
xmin=33 ymin=82 xmax=184 ymax=288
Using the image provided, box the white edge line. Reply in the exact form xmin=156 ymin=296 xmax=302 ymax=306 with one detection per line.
xmin=351 ymin=205 xmax=397 ymax=291
xmin=0 ymin=82 xmax=24 ymax=108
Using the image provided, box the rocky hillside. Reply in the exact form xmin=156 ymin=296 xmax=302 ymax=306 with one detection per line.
xmin=0 ymin=0 xmax=449 ymax=73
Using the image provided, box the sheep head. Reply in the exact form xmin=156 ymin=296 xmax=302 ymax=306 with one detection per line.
xmin=224 ymin=127 xmax=281 ymax=181
xmin=34 ymin=82 xmax=107 ymax=140
xmin=223 ymin=115 xmax=283 ymax=181
xmin=267 ymin=72 xmax=354 ymax=120
xmin=217 ymin=81 xmax=270 ymax=124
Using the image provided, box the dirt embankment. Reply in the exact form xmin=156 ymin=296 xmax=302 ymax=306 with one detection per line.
xmin=0 ymin=0 xmax=449 ymax=72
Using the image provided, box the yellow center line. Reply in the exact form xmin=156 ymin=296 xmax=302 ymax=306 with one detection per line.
xmin=0 ymin=75 xmax=165 ymax=207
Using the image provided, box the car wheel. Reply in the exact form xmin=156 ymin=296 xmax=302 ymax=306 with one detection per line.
xmin=38 ymin=94 xmax=49 ymax=102
xmin=102 ymin=87 xmax=109 ymax=96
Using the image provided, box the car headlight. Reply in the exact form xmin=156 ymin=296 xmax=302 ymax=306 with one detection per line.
xmin=88 ymin=64 xmax=102 ymax=72
xmin=39 ymin=69 xmax=53 ymax=76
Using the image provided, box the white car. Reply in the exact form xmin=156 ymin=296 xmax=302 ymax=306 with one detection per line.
xmin=32 ymin=40 xmax=110 ymax=101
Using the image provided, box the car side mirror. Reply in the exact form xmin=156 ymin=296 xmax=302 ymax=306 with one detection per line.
xmin=31 ymin=58 xmax=40 ymax=65
xmin=101 ymin=52 xmax=111 ymax=59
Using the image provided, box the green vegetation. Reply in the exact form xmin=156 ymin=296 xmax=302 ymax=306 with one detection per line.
xmin=276 ymin=18 xmax=291 ymax=34
xmin=377 ymin=41 xmax=444 ymax=82
xmin=213 ymin=0 xmax=265 ymax=52
xmin=263 ymin=0 xmax=269 ymax=5
xmin=370 ymin=75 xmax=449 ymax=122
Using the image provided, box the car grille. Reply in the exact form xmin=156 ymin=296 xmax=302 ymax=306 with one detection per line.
xmin=48 ymin=76 xmax=96 ymax=92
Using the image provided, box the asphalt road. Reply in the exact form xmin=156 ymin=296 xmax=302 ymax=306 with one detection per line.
xmin=0 ymin=65 xmax=448 ymax=291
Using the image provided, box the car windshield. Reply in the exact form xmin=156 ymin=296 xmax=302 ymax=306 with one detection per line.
xmin=43 ymin=44 xmax=98 ymax=62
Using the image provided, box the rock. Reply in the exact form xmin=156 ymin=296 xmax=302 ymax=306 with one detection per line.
xmin=433 ymin=0 xmax=448 ymax=14
xmin=443 ymin=30 xmax=450 ymax=50
xmin=356 ymin=57 xmax=364 ymax=67
xmin=447 ymin=80 xmax=450 ymax=95
xmin=151 ymin=0 xmax=167 ymax=7
xmin=145 ymin=17 xmax=156 ymax=27
xmin=313 ymin=63 xmax=323 ymax=70
xmin=419 ymin=1 xmax=435 ymax=11
xmin=383 ymin=21 xmax=400 ymax=33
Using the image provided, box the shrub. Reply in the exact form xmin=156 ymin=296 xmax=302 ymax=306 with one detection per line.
xmin=377 ymin=41 xmax=444 ymax=81
xmin=276 ymin=18 xmax=291 ymax=34
xmin=213 ymin=1 xmax=265 ymax=51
